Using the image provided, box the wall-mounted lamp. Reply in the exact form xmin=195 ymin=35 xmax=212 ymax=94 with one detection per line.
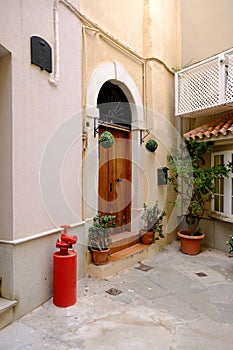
xmin=157 ymin=167 xmax=169 ymax=185
xmin=30 ymin=36 xmax=52 ymax=73
xmin=140 ymin=128 xmax=152 ymax=144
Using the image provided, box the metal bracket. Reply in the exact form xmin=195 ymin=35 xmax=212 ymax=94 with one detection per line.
xmin=94 ymin=118 xmax=107 ymax=138
xmin=140 ymin=129 xmax=151 ymax=144
xmin=94 ymin=118 xmax=99 ymax=138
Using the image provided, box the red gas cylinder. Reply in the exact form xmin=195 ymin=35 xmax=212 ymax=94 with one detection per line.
xmin=53 ymin=225 xmax=77 ymax=307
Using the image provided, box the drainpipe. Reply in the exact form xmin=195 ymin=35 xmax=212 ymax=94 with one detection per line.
xmin=49 ymin=0 xmax=60 ymax=86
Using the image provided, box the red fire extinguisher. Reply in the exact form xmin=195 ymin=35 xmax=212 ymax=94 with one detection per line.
xmin=53 ymin=225 xmax=77 ymax=307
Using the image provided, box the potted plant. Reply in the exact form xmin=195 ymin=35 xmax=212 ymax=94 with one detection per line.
xmin=140 ymin=201 xmax=166 ymax=245
xmin=226 ymin=235 xmax=233 ymax=257
xmin=88 ymin=213 xmax=116 ymax=265
xmin=168 ymin=139 xmax=232 ymax=255
xmin=99 ymin=131 xmax=114 ymax=148
xmin=145 ymin=139 xmax=158 ymax=153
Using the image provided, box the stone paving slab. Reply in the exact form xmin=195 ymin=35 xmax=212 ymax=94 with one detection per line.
xmin=0 ymin=241 xmax=233 ymax=349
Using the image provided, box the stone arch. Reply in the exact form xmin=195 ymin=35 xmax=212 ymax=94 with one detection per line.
xmin=86 ymin=62 xmax=144 ymax=129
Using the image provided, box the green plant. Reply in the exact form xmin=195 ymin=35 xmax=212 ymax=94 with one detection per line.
xmin=88 ymin=214 xmax=116 ymax=250
xmin=141 ymin=201 xmax=166 ymax=240
xmin=99 ymin=131 xmax=114 ymax=148
xmin=145 ymin=139 xmax=158 ymax=153
xmin=226 ymin=235 xmax=233 ymax=256
xmin=167 ymin=140 xmax=233 ymax=235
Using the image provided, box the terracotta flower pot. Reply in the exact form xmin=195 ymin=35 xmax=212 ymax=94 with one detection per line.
xmin=178 ymin=230 xmax=205 ymax=255
xmin=91 ymin=248 xmax=110 ymax=265
xmin=141 ymin=231 xmax=154 ymax=245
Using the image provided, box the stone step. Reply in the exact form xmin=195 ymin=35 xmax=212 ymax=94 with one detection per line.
xmin=110 ymin=231 xmax=140 ymax=254
xmin=86 ymin=242 xmax=159 ymax=279
xmin=0 ymin=298 xmax=17 ymax=314
xmin=0 ymin=297 xmax=18 ymax=329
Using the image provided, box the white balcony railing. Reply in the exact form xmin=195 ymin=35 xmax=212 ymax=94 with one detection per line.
xmin=175 ymin=48 xmax=233 ymax=117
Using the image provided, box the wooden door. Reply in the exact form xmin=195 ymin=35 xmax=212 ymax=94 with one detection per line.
xmin=98 ymin=126 xmax=132 ymax=232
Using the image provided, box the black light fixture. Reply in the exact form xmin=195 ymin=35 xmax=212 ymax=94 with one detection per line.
xmin=30 ymin=36 xmax=52 ymax=73
xmin=157 ymin=167 xmax=168 ymax=185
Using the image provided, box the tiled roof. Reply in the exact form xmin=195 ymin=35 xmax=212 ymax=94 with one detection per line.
xmin=183 ymin=114 xmax=233 ymax=140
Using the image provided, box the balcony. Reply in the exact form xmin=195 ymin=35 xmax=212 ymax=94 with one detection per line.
xmin=175 ymin=48 xmax=233 ymax=117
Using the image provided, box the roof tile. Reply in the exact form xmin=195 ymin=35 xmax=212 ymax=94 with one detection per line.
xmin=183 ymin=114 xmax=233 ymax=140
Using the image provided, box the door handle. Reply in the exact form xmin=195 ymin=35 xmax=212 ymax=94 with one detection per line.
xmin=110 ymin=183 xmax=112 ymax=192
xmin=117 ymin=177 xmax=122 ymax=183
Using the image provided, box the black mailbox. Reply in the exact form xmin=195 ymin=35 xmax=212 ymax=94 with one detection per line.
xmin=157 ymin=167 xmax=168 ymax=185
xmin=30 ymin=36 xmax=52 ymax=73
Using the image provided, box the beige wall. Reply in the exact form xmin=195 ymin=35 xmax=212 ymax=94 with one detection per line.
xmin=181 ymin=0 xmax=233 ymax=66
xmin=80 ymin=0 xmax=179 ymax=238
xmin=79 ymin=0 xmax=144 ymax=54
xmin=80 ymin=0 xmax=180 ymax=69
xmin=80 ymin=0 xmax=179 ymax=120
xmin=148 ymin=0 xmax=180 ymax=68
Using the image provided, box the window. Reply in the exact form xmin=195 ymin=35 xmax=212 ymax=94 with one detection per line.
xmin=211 ymin=151 xmax=233 ymax=217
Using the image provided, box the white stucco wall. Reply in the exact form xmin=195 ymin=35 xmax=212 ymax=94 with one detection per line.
xmin=0 ymin=0 xmax=83 ymax=240
xmin=0 ymin=53 xmax=12 ymax=240
xmin=0 ymin=0 xmax=84 ymax=323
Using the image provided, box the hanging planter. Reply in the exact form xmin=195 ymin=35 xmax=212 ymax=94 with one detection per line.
xmin=99 ymin=131 xmax=114 ymax=149
xmin=145 ymin=139 xmax=158 ymax=153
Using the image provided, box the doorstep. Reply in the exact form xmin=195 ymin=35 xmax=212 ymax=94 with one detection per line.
xmin=110 ymin=231 xmax=140 ymax=254
xmin=0 ymin=297 xmax=18 ymax=329
xmin=86 ymin=243 xmax=159 ymax=279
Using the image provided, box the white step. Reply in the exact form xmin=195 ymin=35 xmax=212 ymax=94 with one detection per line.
xmin=0 ymin=297 xmax=17 ymax=314
xmin=0 ymin=297 xmax=18 ymax=329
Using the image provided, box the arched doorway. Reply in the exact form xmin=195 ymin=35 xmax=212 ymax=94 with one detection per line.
xmin=97 ymin=81 xmax=132 ymax=232
xmin=85 ymin=62 xmax=144 ymax=233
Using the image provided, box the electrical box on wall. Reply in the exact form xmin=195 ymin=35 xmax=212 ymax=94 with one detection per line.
xmin=157 ymin=167 xmax=168 ymax=185
xmin=30 ymin=36 xmax=52 ymax=73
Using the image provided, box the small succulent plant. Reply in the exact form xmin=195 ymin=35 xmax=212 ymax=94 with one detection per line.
xmin=145 ymin=139 xmax=158 ymax=152
xmin=99 ymin=131 xmax=114 ymax=148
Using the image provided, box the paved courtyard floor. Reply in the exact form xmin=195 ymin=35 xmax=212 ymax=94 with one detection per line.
xmin=0 ymin=241 xmax=233 ymax=349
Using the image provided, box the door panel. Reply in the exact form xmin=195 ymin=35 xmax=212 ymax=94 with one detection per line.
xmin=98 ymin=126 xmax=132 ymax=232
